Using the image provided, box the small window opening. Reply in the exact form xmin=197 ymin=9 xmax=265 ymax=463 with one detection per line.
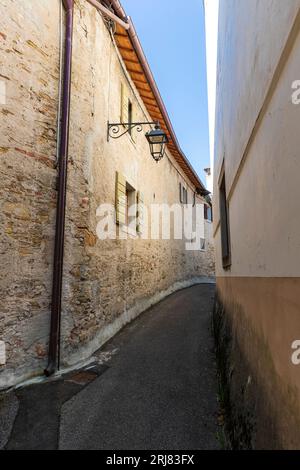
xmin=219 ymin=171 xmax=231 ymax=269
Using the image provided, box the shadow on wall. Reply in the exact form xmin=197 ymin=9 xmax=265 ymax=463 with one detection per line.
xmin=213 ymin=291 xmax=300 ymax=450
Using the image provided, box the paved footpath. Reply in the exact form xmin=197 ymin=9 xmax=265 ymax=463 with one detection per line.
xmin=3 ymin=284 xmax=220 ymax=450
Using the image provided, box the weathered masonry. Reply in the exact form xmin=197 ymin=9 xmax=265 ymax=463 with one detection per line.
xmin=212 ymin=0 xmax=300 ymax=449
xmin=0 ymin=0 xmax=214 ymax=388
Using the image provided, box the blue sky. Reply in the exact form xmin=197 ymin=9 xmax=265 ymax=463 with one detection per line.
xmin=121 ymin=0 xmax=210 ymax=183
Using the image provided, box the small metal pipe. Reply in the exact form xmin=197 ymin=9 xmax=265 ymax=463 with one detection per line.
xmin=85 ymin=0 xmax=129 ymax=30
xmin=55 ymin=0 xmax=64 ymax=166
xmin=45 ymin=0 xmax=74 ymax=377
xmin=110 ymin=0 xmax=125 ymax=18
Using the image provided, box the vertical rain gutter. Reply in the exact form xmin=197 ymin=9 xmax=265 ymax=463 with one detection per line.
xmin=45 ymin=0 xmax=74 ymax=377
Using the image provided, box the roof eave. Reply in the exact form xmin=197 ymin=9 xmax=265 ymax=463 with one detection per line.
xmin=110 ymin=0 xmax=207 ymax=193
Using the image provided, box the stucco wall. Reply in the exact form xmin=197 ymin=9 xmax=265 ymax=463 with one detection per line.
xmin=0 ymin=0 xmax=214 ymax=388
xmin=214 ymin=19 xmax=300 ymax=278
xmin=214 ymin=0 xmax=300 ymax=219
xmin=214 ymin=0 xmax=300 ymax=449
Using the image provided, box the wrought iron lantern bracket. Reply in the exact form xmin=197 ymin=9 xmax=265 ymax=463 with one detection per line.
xmin=107 ymin=120 xmax=169 ymax=162
xmin=107 ymin=121 xmax=159 ymax=141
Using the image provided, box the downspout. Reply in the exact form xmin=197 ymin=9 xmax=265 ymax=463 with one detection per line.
xmin=55 ymin=0 xmax=63 ymax=167
xmin=110 ymin=0 xmax=125 ymax=19
xmin=45 ymin=0 xmax=74 ymax=377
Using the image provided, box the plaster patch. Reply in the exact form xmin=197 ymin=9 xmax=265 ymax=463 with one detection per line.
xmin=0 ymin=81 xmax=6 ymax=105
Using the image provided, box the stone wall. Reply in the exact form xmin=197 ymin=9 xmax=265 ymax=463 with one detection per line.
xmin=0 ymin=0 xmax=214 ymax=388
xmin=0 ymin=0 xmax=60 ymax=388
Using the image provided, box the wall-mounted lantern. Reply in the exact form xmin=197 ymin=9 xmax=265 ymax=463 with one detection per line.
xmin=107 ymin=121 xmax=168 ymax=162
xmin=145 ymin=125 xmax=169 ymax=162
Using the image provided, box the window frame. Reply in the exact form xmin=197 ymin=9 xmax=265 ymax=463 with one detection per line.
xmin=204 ymin=204 xmax=213 ymax=222
xmin=219 ymin=168 xmax=231 ymax=269
xmin=179 ymin=183 xmax=188 ymax=205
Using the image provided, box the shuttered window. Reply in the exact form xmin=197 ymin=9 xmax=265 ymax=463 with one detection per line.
xmin=179 ymin=183 xmax=188 ymax=204
xmin=116 ymin=172 xmax=141 ymax=235
xmin=115 ymin=171 xmax=126 ymax=226
xmin=204 ymin=204 xmax=213 ymax=222
xmin=198 ymin=202 xmax=205 ymax=251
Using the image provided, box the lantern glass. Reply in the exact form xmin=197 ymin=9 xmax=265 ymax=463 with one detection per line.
xmin=145 ymin=126 xmax=168 ymax=162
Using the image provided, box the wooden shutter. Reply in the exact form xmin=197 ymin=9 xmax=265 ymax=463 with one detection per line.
xmin=136 ymin=191 xmax=144 ymax=234
xmin=120 ymin=82 xmax=129 ymax=124
xmin=115 ymin=171 xmax=126 ymax=225
xmin=198 ymin=202 xmax=205 ymax=240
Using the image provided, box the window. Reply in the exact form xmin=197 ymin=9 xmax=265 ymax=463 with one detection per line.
xmin=219 ymin=171 xmax=231 ymax=269
xmin=116 ymin=172 xmax=142 ymax=236
xmin=204 ymin=204 xmax=213 ymax=222
xmin=179 ymin=183 xmax=188 ymax=204
xmin=120 ymin=83 xmax=134 ymax=140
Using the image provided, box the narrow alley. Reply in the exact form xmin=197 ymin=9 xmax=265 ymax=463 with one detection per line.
xmin=4 ymin=0 xmax=300 ymax=454
xmin=2 ymin=284 xmax=219 ymax=451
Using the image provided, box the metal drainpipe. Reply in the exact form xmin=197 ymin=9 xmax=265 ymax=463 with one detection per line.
xmin=45 ymin=0 xmax=74 ymax=377
xmin=55 ymin=0 xmax=63 ymax=167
